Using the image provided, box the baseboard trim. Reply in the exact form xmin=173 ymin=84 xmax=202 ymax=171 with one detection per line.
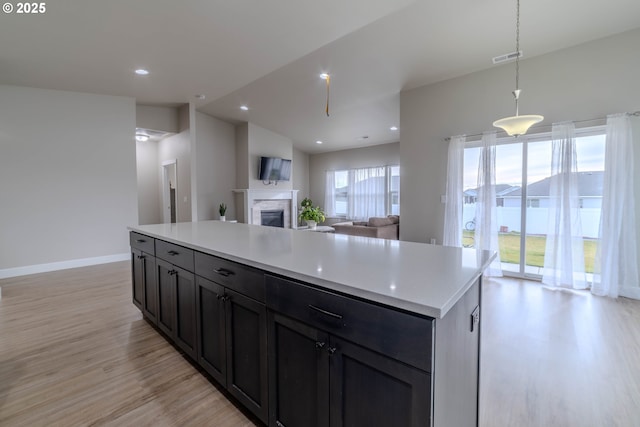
xmin=0 ymin=253 xmax=130 ymax=279
xmin=620 ymin=286 xmax=640 ymax=300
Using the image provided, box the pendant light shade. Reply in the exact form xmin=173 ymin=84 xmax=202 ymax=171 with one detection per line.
xmin=493 ymin=114 xmax=543 ymax=136
xmin=493 ymin=0 xmax=543 ymax=136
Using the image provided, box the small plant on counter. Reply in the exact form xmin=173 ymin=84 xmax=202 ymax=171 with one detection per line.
xmin=298 ymin=198 xmax=325 ymax=224
xmin=219 ymin=203 xmax=227 ymax=221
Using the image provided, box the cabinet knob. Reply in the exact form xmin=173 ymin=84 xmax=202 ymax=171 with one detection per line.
xmin=315 ymin=341 xmax=325 ymax=349
xmin=137 ymin=255 xmax=145 ymax=260
xmin=327 ymin=347 xmax=337 ymax=355
xmin=168 ymin=269 xmax=177 ymax=276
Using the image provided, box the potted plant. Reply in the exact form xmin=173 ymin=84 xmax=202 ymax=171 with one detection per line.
xmin=298 ymin=198 xmax=325 ymax=229
xmin=219 ymin=203 xmax=227 ymax=221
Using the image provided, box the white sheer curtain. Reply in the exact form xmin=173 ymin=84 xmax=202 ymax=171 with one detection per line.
xmin=592 ymin=114 xmax=639 ymax=298
xmin=542 ymin=122 xmax=587 ymax=288
xmin=347 ymin=166 xmax=386 ymax=221
xmin=324 ymin=171 xmax=336 ymax=217
xmin=443 ymin=135 xmax=465 ymax=247
xmin=475 ymin=131 xmax=502 ymax=276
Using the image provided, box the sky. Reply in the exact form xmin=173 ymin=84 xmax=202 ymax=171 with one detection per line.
xmin=463 ymin=133 xmax=606 ymax=190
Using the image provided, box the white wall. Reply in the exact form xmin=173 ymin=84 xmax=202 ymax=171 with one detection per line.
xmin=292 ymin=147 xmax=310 ymax=199
xmin=158 ymin=105 xmax=192 ymax=222
xmin=135 ymin=138 xmax=161 ymax=225
xmin=248 ymin=123 xmax=293 ymax=190
xmin=194 ymin=111 xmax=236 ymax=220
xmin=400 ymin=28 xmax=640 ymax=244
xmin=235 ymin=123 xmax=250 ymax=190
xmin=308 ymin=142 xmax=399 ymax=210
xmin=0 ymin=85 xmax=137 ymax=274
xmin=136 ymin=105 xmax=178 ymax=133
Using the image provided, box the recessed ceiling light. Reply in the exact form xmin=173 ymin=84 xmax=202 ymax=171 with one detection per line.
xmin=320 ymin=73 xmax=330 ymax=80
xmin=134 ymin=69 xmax=149 ymax=76
xmin=135 ymin=133 xmax=149 ymax=142
xmin=195 ymin=94 xmax=206 ymax=100
xmin=390 ymin=126 xmax=399 ymax=131
xmin=316 ymin=140 xmax=323 ymax=144
xmin=240 ymin=105 xmax=249 ymax=111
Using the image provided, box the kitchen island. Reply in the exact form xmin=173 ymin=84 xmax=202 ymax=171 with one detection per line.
xmin=128 ymin=220 xmax=494 ymax=427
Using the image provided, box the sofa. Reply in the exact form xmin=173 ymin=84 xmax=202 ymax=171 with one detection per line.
xmin=332 ymin=215 xmax=399 ymax=240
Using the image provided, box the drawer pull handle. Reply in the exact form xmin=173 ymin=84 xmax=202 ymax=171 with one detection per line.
xmin=168 ymin=269 xmax=177 ymax=276
xmin=308 ymin=304 xmax=343 ymax=320
xmin=327 ymin=346 xmax=337 ymax=355
xmin=167 ymin=250 xmax=179 ymax=256
xmin=214 ymin=268 xmax=235 ymax=277
xmin=135 ymin=239 xmax=146 ymax=243
xmin=315 ymin=341 xmax=326 ymax=349
xmin=137 ymin=255 xmax=145 ymax=260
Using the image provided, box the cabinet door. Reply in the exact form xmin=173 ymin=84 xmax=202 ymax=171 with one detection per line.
xmin=174 ymin=266 xmax=197 ymax=359
xmin=225 ymin=289 xmax=268 ymax=424
xmin=329 ymin=337 xmax=431 ymax=427
xmin=156 ymin=258 xmax=176 ymax=338
xmin=131 ymin=248 xmax=144 ymax=311
xmin=268 ymin=312 xmax=330 ymax=427
xmin=196 ymin=277 xmax=226 ymax=386
xmin=142 ymin=253 xmax=158 ymax=324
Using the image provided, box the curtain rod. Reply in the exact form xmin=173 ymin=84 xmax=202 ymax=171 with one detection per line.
xmin=443 ymin=111 xmax=640 ymax=142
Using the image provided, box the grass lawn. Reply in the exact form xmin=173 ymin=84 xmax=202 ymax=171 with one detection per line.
xmin=463 ymin=231 xmax=597 ymax=273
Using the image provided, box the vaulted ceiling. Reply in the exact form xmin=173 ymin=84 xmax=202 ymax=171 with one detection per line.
xmin=2 ymin=0 xmax=639 ymax=152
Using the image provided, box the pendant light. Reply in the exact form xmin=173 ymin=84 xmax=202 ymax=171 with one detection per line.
xmin=493 ymin=0 xmax=543 ymax=136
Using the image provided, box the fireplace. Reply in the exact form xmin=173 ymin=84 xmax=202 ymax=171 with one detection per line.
xmin=261 ymin=210 xmax=284 ymax=228
xmin=233 ymin=189 xmax=299 ymax=228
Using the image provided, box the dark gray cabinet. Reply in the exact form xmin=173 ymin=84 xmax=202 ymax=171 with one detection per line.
xmin=329 ymin=336 xmax=430 ymax=427
xmin=266 ymin=275 xmax=432 ymax=427
xmin=130 ymin=230 xmax=482 ymax=427
xmin=130 ymin=232 xmax=157 ymax=324
xmin=268 ymin=312 xmax=330 ymax=427
xmin=195 ymin=252 xmax=268 ymax=424
xmin=155 ymin=241 xmax=197 ymax=360
xmin=225 ymin=288 xmax=268 ymax=423
xmin=196 ymin=276 xmax=227 ymax=386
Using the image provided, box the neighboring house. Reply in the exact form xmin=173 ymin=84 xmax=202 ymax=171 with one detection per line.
xmin=462 ymin=171 xmax=604 ymax=237
xmin=503 ymin=171 xmax=603 ymax=209
xmin=463 ymin=184 xmax=520 ymax=205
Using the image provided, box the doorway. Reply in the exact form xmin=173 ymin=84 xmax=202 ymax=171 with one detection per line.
xmin=162 ymin=160 xmax=177 ymax=223
xmin=462 ymin=128 xmax=605 ymax=278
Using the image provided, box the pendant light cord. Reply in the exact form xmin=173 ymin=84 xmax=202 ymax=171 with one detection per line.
xmin=515 ymin=0 xmax=520 ymax=92
xmin=325 ymin=75 xmax=330 ymax=117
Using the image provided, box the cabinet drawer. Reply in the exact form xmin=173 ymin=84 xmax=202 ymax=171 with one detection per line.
xmin=265 ymin=275 xmax=433 ymax=372
xmin=130 ymin=232 xmax=155 ymax=255
xmin=195 ymin=252 xmax=265 ymax=303
xmin=155 ymin=239 xmax=194 ymax=271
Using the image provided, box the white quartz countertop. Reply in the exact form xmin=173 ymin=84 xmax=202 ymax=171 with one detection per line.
xmin=128 ymin=221 xmax=495 ymax=319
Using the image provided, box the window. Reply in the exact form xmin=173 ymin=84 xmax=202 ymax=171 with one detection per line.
xmin=462 ymin=128 xmax=605 ymax=277
xmin=326 ymin=165 xmax=399 ymax=220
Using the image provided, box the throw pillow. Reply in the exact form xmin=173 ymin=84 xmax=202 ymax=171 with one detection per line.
xmin=368 ymin=217 xmax=393 ymax=227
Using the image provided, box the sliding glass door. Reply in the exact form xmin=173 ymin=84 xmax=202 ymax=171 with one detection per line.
xmin=462 ymin=128 xmax=605 ymax=278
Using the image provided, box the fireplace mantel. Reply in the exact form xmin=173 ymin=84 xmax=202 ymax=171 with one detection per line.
xmin=233 ymin=189 xmax=299 ymax=228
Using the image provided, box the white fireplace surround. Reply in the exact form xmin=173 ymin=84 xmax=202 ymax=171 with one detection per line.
xmin=233 ymin=189 xmax=299 ymax=229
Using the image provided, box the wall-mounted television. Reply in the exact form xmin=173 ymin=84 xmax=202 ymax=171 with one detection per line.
xmin=259 ymin=156 xmax=292 ymax=182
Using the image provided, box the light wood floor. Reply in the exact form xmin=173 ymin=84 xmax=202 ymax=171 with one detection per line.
xmin=1 ymin=262 xmax=639 ymax=426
